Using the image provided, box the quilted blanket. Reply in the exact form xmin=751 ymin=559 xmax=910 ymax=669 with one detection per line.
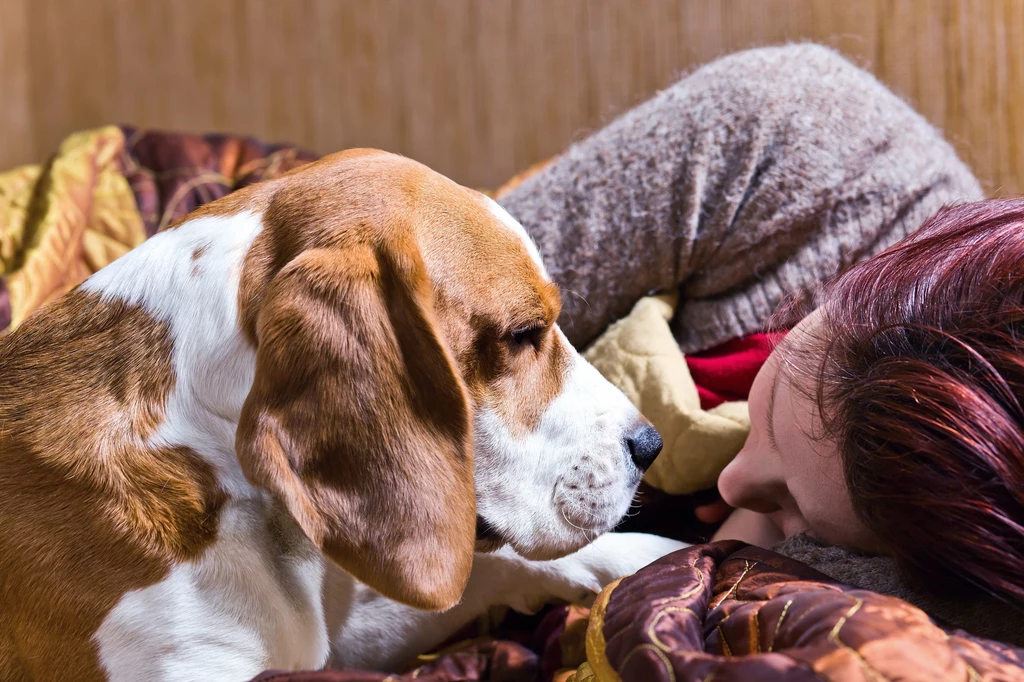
xmin=2 ymin=128 xmax=1022 ymax=681
xmin=580 ymin=542 xmax=1024 ymax=681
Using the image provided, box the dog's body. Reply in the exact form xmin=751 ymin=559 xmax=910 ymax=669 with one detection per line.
xmin=0 ymin=151 xmax=684 ymax=681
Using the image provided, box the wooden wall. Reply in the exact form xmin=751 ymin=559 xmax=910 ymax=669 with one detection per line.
xmin=2 ymin=0 xmax=1023 ymax=194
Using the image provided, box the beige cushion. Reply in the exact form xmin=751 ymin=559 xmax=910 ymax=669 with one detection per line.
xmin=584 ymin=293 xmax=749 ymax=495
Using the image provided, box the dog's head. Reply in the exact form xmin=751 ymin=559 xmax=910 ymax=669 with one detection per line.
xmin=236 ymin=150 xmax=660 ymax=610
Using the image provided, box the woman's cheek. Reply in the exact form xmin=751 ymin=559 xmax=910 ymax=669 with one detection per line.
xmin=772 ymin=510 xmax=811 ymax=538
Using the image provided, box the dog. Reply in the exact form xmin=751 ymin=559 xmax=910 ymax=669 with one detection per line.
xmin=0 ymin=150 xmax=686 ymax=681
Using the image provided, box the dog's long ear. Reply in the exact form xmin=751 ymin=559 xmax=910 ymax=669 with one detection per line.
xmin=237 ymin=238 xmax=475 ymax=610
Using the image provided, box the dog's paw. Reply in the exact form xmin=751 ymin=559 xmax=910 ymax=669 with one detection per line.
xmin=553 ymin=532 xmax=689 ymax=594
xmin=486 ymin=533 xmax=688 ymax=614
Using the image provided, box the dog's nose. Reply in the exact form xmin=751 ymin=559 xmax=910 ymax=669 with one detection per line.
xmin=625 ymin=423 xmax=663 ymax=471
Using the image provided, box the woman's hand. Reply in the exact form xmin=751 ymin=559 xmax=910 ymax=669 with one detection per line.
xmin=694 ymin=498 xmax=733 ymax=525
xmin=694 ymin=492 xmax=786 ymax=548
xmin=711 ymin=507 xmax=785 ymax=548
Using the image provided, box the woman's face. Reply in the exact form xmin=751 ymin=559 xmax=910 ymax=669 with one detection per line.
xmin=717 ymin=310 xmax=882 ymax=551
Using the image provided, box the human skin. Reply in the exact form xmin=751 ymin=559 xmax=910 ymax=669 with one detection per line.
xmin=711 ymin=310 xmax=884 ymax=552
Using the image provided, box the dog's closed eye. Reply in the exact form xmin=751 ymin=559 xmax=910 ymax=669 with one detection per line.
xmin=509 ymin=325 xmax=543 ymax=350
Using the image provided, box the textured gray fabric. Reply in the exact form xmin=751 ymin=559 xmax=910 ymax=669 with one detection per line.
xmin=499 ymin=44 xmax=984 ymax=352
xmin=775 ymin=533 xmax=1024 ymax=648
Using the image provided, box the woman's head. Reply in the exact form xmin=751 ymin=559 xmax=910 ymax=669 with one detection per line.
xmin=720 ymin=199 xmax=1024 ymax=602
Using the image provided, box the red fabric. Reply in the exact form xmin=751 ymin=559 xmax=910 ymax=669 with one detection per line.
xmin=685 ymin=332 xmax=785 ymax=409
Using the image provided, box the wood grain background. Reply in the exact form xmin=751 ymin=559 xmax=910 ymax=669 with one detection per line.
xmin=2 ymin=0 xmax=1023 ymax=194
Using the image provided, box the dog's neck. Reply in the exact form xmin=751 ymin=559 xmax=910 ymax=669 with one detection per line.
xmin=80 ymin=212 xmax=266 ymax=495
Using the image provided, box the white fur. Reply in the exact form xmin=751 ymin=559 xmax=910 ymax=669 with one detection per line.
xmin=80 ymin=205 xmax=683 ymax=681
xmin=94 ymin=503 xmax=328 ymax=681
xmin=474 ymin=330 xmax=646 ymax=560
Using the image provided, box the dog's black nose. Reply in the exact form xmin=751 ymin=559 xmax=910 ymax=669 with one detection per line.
xmin=625 ymin=423 xmax=663 ymax=471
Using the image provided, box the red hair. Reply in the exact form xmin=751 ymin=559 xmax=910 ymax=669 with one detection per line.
xmin=810 ymin=199 xmax=1024 ymax=602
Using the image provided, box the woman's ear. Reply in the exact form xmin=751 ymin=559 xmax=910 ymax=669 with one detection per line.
xmin=236 ymin=239 xmax=475 ymax=611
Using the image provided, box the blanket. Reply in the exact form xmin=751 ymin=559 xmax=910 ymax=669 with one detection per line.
xmin=3 ymin=128 xmax=1021 ymax=681
xmin=0 ymin=128 xmax=147 ymax=331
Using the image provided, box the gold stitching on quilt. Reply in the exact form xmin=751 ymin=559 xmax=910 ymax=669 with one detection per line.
xmin=767 ymin=599 xmax=793 ymax=652
xmin=828 ymin=598 xmax=863 ymax=641
xmin=605 ymin=560 xmax=708 ymax=649
xmin=153 ymin=167 xmax=232 ymax=181
xmin=646 ymin=606 xmax=699 ymax=652
xmin=782 ymin=601 xmax=816 ymax=633
xmin=710 ymin=560 xmax=752 ymax=609
xmin=649 ymin=560 xmax=706 ymax=606
xmin=750 ymin=607 xmax=760 ymax=654
xmin=716 ymin=624 xmax=733 ymax=657
xmin=825 ymin=598 xmax=892 ymax=682
xmin=603 ymin=622 xmax=633 ymax=648
xmin=620 ymin=644 xmax=676 ymax=682
xmin=155 ymin=172 xmax=233 ymax=231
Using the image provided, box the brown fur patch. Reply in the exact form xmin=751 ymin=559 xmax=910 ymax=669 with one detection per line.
xmin=450 ymin=279 xmax=571 ymax=435
xmin=0 ymin=291 xmax=224 ymax=681
xmin=190 ymin=244 xmax=209 ymax=277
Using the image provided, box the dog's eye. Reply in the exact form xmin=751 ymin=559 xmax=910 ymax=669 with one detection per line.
xmin=508 ymin=325 xmax=542 ymax=349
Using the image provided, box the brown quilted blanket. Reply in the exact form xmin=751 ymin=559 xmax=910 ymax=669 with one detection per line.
xmin=2 ymin=128 xmax=1023 ymax=681
xmin=583 ymin=542 xmax=1024 ymax=681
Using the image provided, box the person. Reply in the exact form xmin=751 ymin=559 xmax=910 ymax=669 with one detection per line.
xmin=714 ymin=199 xmax=1024 ymax=606
xmin=497 ymin=43 xmax=1024 ymax=635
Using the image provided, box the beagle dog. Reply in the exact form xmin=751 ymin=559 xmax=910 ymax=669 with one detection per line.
xmin=0 ymin=150 xmax=685 ymax=681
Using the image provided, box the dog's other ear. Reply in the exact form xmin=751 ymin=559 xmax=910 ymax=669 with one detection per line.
xmin=237 ymin=238 xmax=474 ymax=610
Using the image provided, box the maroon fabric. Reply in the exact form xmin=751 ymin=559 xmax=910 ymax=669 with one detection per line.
xmin=250 ymin=638 xmax=538 ymax=682
xmin=118 ymin=126 xmax=319 ymax=236
xmin=686 ymin=332 xmax=784 ymax=409
xmin=534 ymin=606 xmax=572 ymax=680
xmin=0 ymin=277 xmax=10 ymax=333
